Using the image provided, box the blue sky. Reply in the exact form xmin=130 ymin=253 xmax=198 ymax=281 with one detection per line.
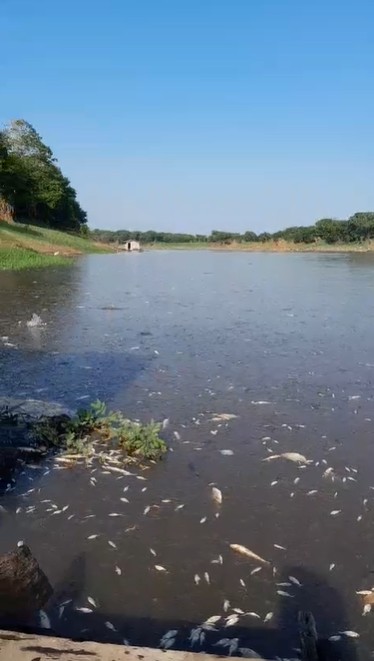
xmin=1 ymin=0 xmax=374 ymax=232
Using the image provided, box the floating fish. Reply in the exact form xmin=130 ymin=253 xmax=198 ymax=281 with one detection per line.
xmin=225 ymin=614 xmax=239 ymax=627
xmin=240 ymin=578 xmax=246 ymax=587
xmin=202 ymin=615 xmax=221 ymax=627
xmin=175 ymin=504 xmax=184 ymax=511
xmin=329 ymin=563 xmax=335 ymax=571
xmin=274 ymin=544 xmax=287 ymax=550
xmin=109 ymin=513 xmax=122 ymax=517
xmin=87 ymin=534 xmax=99 ymax=540
xmin=105 ymin=621 xmax=117 ymax=631
xmin=233 ymin=608 xmax=245 ymax=614
xmin=264 ymin=612 xmax=273 ymax=623
xmin=251 ymin=401 xmax=270 ymax=405
xmin=150 ymin=548 xmax=157 ymax=556
xmin=115 ymin=566 xmax=122 ymax=575
xmin=223 ymin=599 xmax=230 ymax=612
xmin=277 ymin=590 xmax=293 ymax=597
xmin=246 ymin=611 xmax=261 ymax=619
xmin=250 ymin=567 xmax=262 ymax=575
xmin=143 ymin=506 xmax=151 ymax=515
xmin=330 ymin=510 xmax=341 ymax=516
xmin=155 ymin=565 xmax=167 ymax=572
xmin=120 ymin=498 xmax=129 ymax=503
xmin=263 ymin=452 xmax=310 ymax=464
xmin=162 ymin=418 xmax=170 ymax=430
xmin=200 ymin=516 xmax=207 ymax=524
xmin=339 ymin=630 xmax=359 ymax=638
xmin=230 ymin=543 xmax=270 ymax=565
xmin=239 ymin=648 xmax=262 ymax=658
xmin=289 ymin=575 xmax=302 ymax=586
xmin=76 ymin=607 xmax=93 ymax=613
xmin=204 ymin=571 xmax=210 ymax=584
xmin=108 ymin=541 xmax=117 ymax=549
xmin=328 ymin=635 xmax=341 ymax=642
xmin=363 ymin=604 xmax=371 ymax=615
xmin=271 ymin=481 xmax=278 ymax=487
xmin=307 ymin=490 xmax=318 ymax=496
xmin=220 ymin=449 xmax=234 ymax=456
xmin=39 ymin=610 xmax=51 ymax=629
xmin=211 ymin=487 xmax=222 ymax=504
xmin=194 ymin=574 xmax=201 ymax=585
xmin=211 ymin=414 xmax=238 ymax=422
xmin=173 ymin=431 xmax=181 ymax=440
xmin=87 ymin=597 xmax=97 ymax=608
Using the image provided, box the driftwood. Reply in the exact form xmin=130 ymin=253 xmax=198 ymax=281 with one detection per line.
xmin=298 ymin=610 xmax=319 ymax=661
xmin=0 ymin=545 xmax=52 ymax=617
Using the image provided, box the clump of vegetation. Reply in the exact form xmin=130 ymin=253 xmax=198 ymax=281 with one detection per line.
xmin=0 ymin=401 xmax=167 ymax=464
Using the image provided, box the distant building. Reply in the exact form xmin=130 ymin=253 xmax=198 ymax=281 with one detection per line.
xmin=119 ymin=240 xmax=141 ymax=252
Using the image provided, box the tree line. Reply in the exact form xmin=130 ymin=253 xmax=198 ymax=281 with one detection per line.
xmin=0 ymin=119 xmax=87 ymax=232
xmin=91 ymin=214 xmax=374 ymax=245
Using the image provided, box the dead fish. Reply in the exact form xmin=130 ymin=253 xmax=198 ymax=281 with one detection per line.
xmin=230 ymin=543 xmax=270 ymax=565
xmin=289 ymin=575 xmax=302 ymax=587
xmin=330 ymin=510 xmax=341 ymax=516
xmin=108 ymin=540 xmax=117 ymax=549
xmin=120 ymin=498 xmax=129 ymax=503
xmin=105 ymin=621 xmax=117 ymax=632
xmin=211 ymin=487 xmax=222 ymax=504
xmin=271 ymin=481 xmax=278 ymax=487
xmin=240 ymin=578 xmax=246 ymax=587
xmin=204 ymin=571 xmax=210 ymax=584
xmin=329 ymin=635 xmax=342 ymax=642
xmin=162 ymin=418 xmax=170 ymax=430
xmin=115 ymin=566 xmax=122 ymax=575
xmin=202 ymin=615 xmax=221 ymax=628
xmin=109 ymin=513 xmax=122 ymax=517
xmin=263 ymin=452 xmax=310 ymax=464
xmin=277 ymin=590 xmax=293 ymax=597
xmin=250 ymin=567 xmax=262 ymax=575
xmin=173 ymin=431 xmax=181 ymax=440
xmin=329 ymin=563 xmax=335 ymax=571
xmin=274 ymin=544 xmax=287 ymax=550
xmin=159 ymin=630 xmax=178 ymax=649
xmin=264 ymin=612 xmax=273 ymax=623
xmin=150 ymin=548 xmax=157 ymax=556
xmin=225 ymin=614 xmax=239 ymax=627
xmin=155 ymin=565 xmax=167 ymax=572
xmin=251 ymin=401 xmax=270 ymax=405
xmin=200 ymin=516 xmax=207 ymax=524
xmin=194 ymin=574 xmax=201 ymax=585
xmin=87 ymin=534 xmax=100 ymax=540
xmin=175 ymin=504 xmax=184 ymax=511
xmin=210 ymin=413 xmax=238 ymax=422
xmin=76 ymin=607 xmax=93 ymax=613
xmin=87 ymin=597 xmax=97 ymax=608
xmin=220 ymin=449 xmax=234 ymax=456
xmin=39 ymin=610 xmax=51 ymax=629
xmin=363 ymin=604 xmax=371 ymax=615
xmin=339 ymin=630 xmax=359 ymax=638
xmin=223 ymin=599 xmax=230 ymax=612
xmin=307 ymin=490 xmax=318 ymax=496
xmin=239 ymin=648 xmax=262 ymax=658
xmin=143 ymin=506 xmax=151 ymax=515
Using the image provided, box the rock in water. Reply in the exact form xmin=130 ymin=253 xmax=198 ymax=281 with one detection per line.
xmin=0 ymin=544 xmax=52 ymax=617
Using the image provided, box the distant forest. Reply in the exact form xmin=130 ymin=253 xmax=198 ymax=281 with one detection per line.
xmin=92 ymin=214 xmax=374 ymax=245
xmin=0 ymin=119 xmax=87 ymax=232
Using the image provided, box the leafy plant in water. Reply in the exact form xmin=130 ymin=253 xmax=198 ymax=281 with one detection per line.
xmin=118 ymin=421 xmax=166 ymax=460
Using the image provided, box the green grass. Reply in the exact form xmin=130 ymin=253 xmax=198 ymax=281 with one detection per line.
xmin=0 ymin=246 xmax=68 ymax=271
xmin=0 ymin=221 xmax=112 ymax=271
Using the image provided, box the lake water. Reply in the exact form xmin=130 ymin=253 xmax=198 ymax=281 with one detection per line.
xmin=1 ymin=251 xmax=374 ymax=660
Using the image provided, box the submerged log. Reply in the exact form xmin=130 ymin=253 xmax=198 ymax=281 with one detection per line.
xmin=298 ymin=610 xmax=319 ymax=661
xmin=0 ymin=545 xmax=52 ymax=617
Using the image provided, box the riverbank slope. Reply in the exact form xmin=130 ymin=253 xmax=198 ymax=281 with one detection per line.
xmin=0 ymin=222 xmax=112 ymax=270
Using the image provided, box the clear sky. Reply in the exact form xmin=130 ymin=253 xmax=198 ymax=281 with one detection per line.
xmin=1 ymin=0 xmax=374 ymax=233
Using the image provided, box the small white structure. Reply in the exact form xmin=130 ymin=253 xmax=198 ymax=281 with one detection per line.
xmin=119 ymin=240 xmax=141 ymax=252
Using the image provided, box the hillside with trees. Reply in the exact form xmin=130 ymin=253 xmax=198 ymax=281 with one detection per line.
xmin=91 ymin=214 xmax=374 ymax=246
xmin=0 ymin=120 xmax=87 ymax=232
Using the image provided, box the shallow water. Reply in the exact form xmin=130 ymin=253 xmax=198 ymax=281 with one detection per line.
xmin=1 ymin=251 xmax=374 ymax=659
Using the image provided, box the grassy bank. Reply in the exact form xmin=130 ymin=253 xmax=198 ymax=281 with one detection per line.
xmin=145 ymin=239 xmax=374 ymax=252
xmin=0 ymin=221 xmax=111 ymax=271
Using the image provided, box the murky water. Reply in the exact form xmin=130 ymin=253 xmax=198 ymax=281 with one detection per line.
xmin=1 ymin=251 xmax=374 ymax=659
